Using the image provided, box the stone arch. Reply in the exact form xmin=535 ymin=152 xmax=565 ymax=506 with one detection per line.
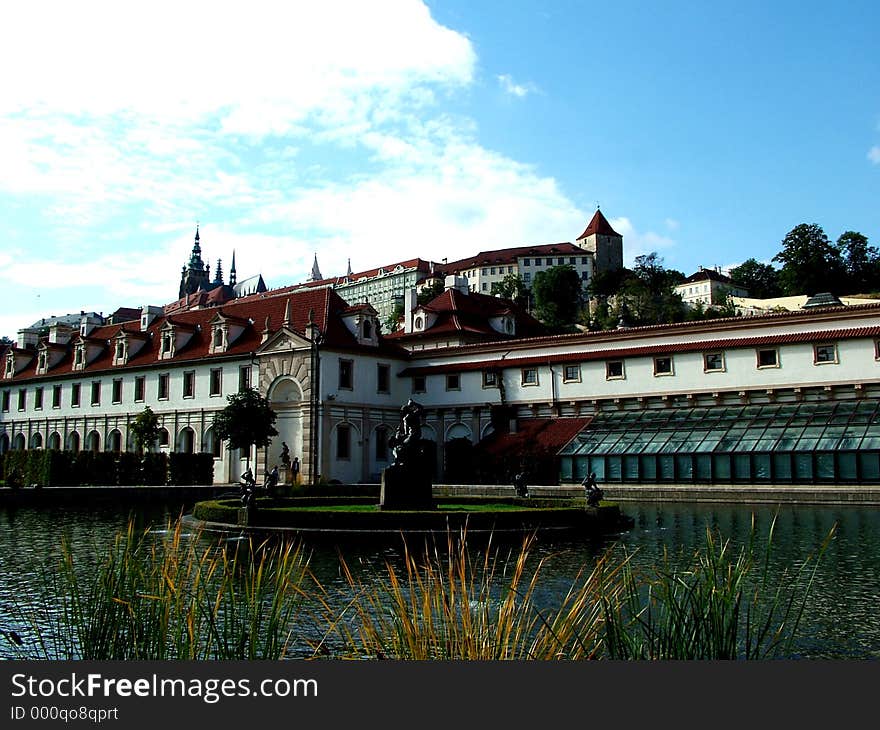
xmin=86 ymin=430 xmax=101 ymax=453
xmin=445 ymin=422 xmax=472 ymax=442
xmin=29 ymin=432 xmax=43 ymax=449
xmin=267 ymin=375 xmax=304 ymax=403
xmin=48 ymin=432 xmax=62 ymax=450
xmin=204 ymin=425 xmax=222 ymax=458
xmin=480 ymin=422 xmax=495 ymax=440
xmin=158 ymin=428 xmax=170 ymax=449
xmin=12 ymin=433 xmax=25 ymax=450
xmin=0 ymin=433 xmax=9 ymax=454
xmin=67 ymin=431 xmax=81 ymax=452
xmin=107 ymin=429 xmax=122 ymax=452
xmin=177 ymin=426 xmax=195 ymax=454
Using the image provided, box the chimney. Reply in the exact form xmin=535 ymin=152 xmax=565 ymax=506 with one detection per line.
xmin=403 ymin=289 xmax=418 ymax=334
xmin=80 ymin=313 xmax=103 ymax=337
xmin=444 ymin=275 xmax=468 ymax=294
xmin=140 ymin=305 xmax=163 ymax=332
xmin=16 ymin=328 xmax=39 ymax=350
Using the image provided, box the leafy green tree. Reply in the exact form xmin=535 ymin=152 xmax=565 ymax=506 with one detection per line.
xmin=490 ymin=273 xmax=528 ymax=307
xmin=0 ymin=336 xmax=12 ymax=347
xmin=729 ymin=258 xmax=781 ymax=299
xmin=383 ymin=302 xmax=404 ymax=334
xmin=836 ymin=231 xmax=880 ymax=293
xmin=532 ymin=265 xmax=584 ymax=331
xmin=773 ymin=224 xmax=846 ymax=295
xmin=417 ymin=280 xmax=444 ymax=306
xmin=129 ymin=406 xmax=161 ymax=454
xmin=212 ymin=386 xmax=278 ymax=470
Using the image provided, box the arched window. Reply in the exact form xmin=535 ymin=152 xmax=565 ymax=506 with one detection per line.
xmin=158 ymin=428 xmax=170 ymax=448
xmin=108 ymin=429 xmax=122 ymax=452
xmin=67 ymin=431 xmax=80 ymax=452
xmin=86 ymin=430 xmax=100 ymax=453
xmin=30 ymin=432 xmax=43 ymax=449
xmin=48 ymin=432 xmax=61 ymax=450
xmin=13 ymin=433 xmax=26 ymax=450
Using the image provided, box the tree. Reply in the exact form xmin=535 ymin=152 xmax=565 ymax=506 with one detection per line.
xmin=417 ymin=280 xmax=444 ymax=306
xmin=836 ymin=231 xmax=880 ymax=293
xmin=212 ymin=386 xmax=278 ymax=470
xmin=531 ymin=265 xmax=584 ymax=331
xmin=490 ymin=273 xmax=528 ymax=308
xmin=773 ymin=224 xmax=846 ymax=295
xmin=0 ymin=336 xmax=12 ymax=348
xmin=383 ymin=302 xmax=404 ymax=334
xmin=729 ymin=258 xmax=781 ymax=299
xmin=129 ymin=406 xmax=160 ymax=454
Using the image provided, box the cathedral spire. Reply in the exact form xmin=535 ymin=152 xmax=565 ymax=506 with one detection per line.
xmin=230 ymin=250 xmax=237 ymax=286
xmin=346 ymin=258 xmax=352 ymax=277
xmin=308 ymin=253 xmax=323 ymax=282
xmin=214 ymin=258 xmax=224 ymax=285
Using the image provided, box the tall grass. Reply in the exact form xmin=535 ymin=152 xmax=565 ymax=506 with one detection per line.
xmin=601 ymin=514 xmax=836 ymax=659
xmin=2 ymin=514 xmax=834 ymax=661
xmin=6 ymin=519 xmax=315 ymax=660
xmin=319 ymin=529 xmax=627 ymax=660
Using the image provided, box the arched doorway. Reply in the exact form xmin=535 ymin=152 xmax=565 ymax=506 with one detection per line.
xmin=29 ymin=432 xmax=43 ymax=449
xmin=12 ymin=433 xmax=25 ymax=451
xmin=48 ymin=432 xmax=61 ymax=450
xmin=86 ymin=430 xmax=100 ymax=453
xmin=107 ymin=429 xmax=122 ymax=452
xmin=67 ymin=431 xmax=81 ymax=452
xmin=267 ymin=375 xmax=305 ymax=481
xmin=177 ymin=427 xmax=195 ymax=454
xmin=0 ymin=433 xmax=9 ymax=454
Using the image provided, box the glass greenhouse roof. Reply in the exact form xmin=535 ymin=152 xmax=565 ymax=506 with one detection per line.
xmin=559 ymin=401 xmax=880 ymax=457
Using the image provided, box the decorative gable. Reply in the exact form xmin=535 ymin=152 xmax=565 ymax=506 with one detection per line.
xmin=159 ymin=319 xmax=196 ymax=360
xmin=341 ymin=304 xmax=380 ymax=346
xmin=71 ymin=336 xmax=104 ymax=371
xmin=3 ymin=350 xmax=33 ymax=379
xmin=208 ymin=311 xmax=249 ymax=354
xmin=35 ymin=342 xmax=67 ymax=374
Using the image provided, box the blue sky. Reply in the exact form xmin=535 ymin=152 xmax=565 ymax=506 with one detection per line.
xmin=1 ymin=0 xmax=878 ymax=340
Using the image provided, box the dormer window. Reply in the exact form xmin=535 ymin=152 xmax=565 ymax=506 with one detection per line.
xmin=362 ymin=320 xmax=372 ymax=340
xmin=161 ymin=332 xmax=174 ymax=359
xmin=112 ymin=338 xmax=128 ymax=366
xmin=37 ymin=351 xmax=48 ymax=374
xmin=4 ymin=354 xmax=13 ymax=379
xmin=210 ymin=325 xmax=227 ymax=354
xmin=73 ymin=345 xmax=85 ymax=371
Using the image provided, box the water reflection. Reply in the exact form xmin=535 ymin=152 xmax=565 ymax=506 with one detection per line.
xmin=2 ymin=500 xmax=879 ymax=659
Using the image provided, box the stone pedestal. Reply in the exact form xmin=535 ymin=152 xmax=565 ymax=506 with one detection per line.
xmin=279 ymin=465 xmax=290 ymax=485
xmin=380 ymin=463 xmax=433 ymax=511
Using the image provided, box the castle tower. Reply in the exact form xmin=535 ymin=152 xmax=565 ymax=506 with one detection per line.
xmin=178 ymin=225 xmax=211 ymax=298
xmin=307 ymin=253 xmax=323 ymax=282
xmin=576 ymin=208 xmax=623 ymax=273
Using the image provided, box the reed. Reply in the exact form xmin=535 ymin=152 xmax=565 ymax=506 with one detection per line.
xmin=6 ymin=518 xmax=315 ymax=660
xmin=601 ymin=514 xmax=836 ymax=660
xmin=318 ymin=529 xmax=627 ymax=660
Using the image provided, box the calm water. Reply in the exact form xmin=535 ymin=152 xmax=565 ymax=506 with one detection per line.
xmin=1 ymin=498 xmax=878 ymax=659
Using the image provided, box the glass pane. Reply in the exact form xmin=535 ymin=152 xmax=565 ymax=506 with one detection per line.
xmin=859 ymin=453 xmax=879 ymax=480
xmin=640 ymin=455 xmax=657 ymax=480
xmin=695 ymin=454 xmax=712 ymax=480
xmin=773 ymin=453 xmax=792 ymax=480
xmin=607 ymin=456 xmax=622 ymax=481
xmin=713 ymin=454 xmax=731 ymax=479
xmin=659 ymin=455 xmax=675 ymax=480
xmin=838 ymin=453 xmax=857 ymax=481
xmin=588 ymin=457 xmax=605 ymax=482
xmin=624 ymin=456 xmax=639 ymax=480
xmin=676 ymin=455 xmax=693 ymax=480
xmin=816 ymin=453 xmax=835 ymax=480
xmin=560 ymin=457 xmax=573 ymax=481
xmin=753 ymin=454 xmax=771 ymax=480
xmin=733 ymin=454 xmax=751 ymax=480
xmin=794 ymin=454 xmax=813 ymax=481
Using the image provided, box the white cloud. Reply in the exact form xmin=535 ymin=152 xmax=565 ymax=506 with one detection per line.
xmin=664 ymin=218 xmax=680 ymax=231
xmin=869 ymin=146 xmax=880 ymax=164
xmin=611 ymin=217 xmax=677 ymax=267
xmin=497 ymin=74 xmax=536 ymax=98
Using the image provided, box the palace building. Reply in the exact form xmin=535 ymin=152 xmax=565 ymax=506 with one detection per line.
xmin=2 ymin=224 xmax=879 ymax=487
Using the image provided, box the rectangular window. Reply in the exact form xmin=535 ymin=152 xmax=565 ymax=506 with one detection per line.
xmin=481 ymin=283 xmax=488 ymax=291
xmin=238 ymin=366 xmax=251 ymax=391
xmin=814 ymin=343 xmax=837 ymax=364
xmin=523 ymin=258 xmax=530 ymax=266
xmin=483 ymin=370 xmax=498 ymax=388
xmin=703 ymin=352 xmax=725 ymax=372
xmin=377 ymin=363 xmax=390 ymax=394
xmin=413 ymin=375 xmax=426 ymax=394
xmin=336 ymin=424 xmax=351 ymax=460
xmin=34 ymin=387 xmax=43 ymax=410
xmin=183 ymin=370 xmax=195 ymax=398
xmin=158 ymin=373 xmax=170 ymax=400
xmin=534 ymin=258 xmax=542 ymax=266
xmin=523 ymin=272 xmax=531 ymax=284
xmin=563 ymin=364 xmax=581 ymax=383
xmin=210 ymin=368 xmax=222 ymax=396
xmin=446 ymin=373 xmax=460 ymax=391
xmin=606 ymin=361 xmax=625 ymax=379
xmin=521 ymin=368 xmax=538 ymax=386
xmin=581 ymin=257 xmax=588 ymax=264
xmin=338 ymin=359 xmax=353 ymax=390
xmin=112 ymin=378 xmax=123 ymax=404
xmin=490 ymin=267 xmax=496 ymax=275
xmin=569 ymin=257 xmax=576 ymax=265
xmin=71 ymin=383 xmax=81 ymax=408
xmin=90 ymin=381 xmax=101 ymax=405
xmin=653 ymin=357 xmax=673 ymax=376
xmin=1 ymin=390 xmax=9 ymax=412
xmin=481 ymin=268 xmax=487 ymax=275
xmin=52 ymin=385 xmax=62 ymax=408
xmin=17 ymin=388 xmax=26 ymax=411
xmin=757 ymin=348 xmax=779 ymax=368
xmin=134 ymin=376 xmax=145 ymax=402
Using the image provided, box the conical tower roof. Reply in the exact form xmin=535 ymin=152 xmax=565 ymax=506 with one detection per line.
xmin=577 ymin=208 xmax=621 ymax=239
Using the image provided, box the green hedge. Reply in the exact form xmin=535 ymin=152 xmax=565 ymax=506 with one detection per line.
xmin=1 ymin=449 xmax=214 ymax=487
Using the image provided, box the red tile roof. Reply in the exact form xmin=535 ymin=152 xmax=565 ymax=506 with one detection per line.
xmin=440 ymin=242 xmax=587 ymax=274
xmin=577 ymin=209 xmax=621 ymax=239
xmin=2 ymin=287 xmax=390 ymax=382
xmin=478 ymin=418 xmax=592 ymax=459
xmin=681 ymin=268 xmax=734 ymax=285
